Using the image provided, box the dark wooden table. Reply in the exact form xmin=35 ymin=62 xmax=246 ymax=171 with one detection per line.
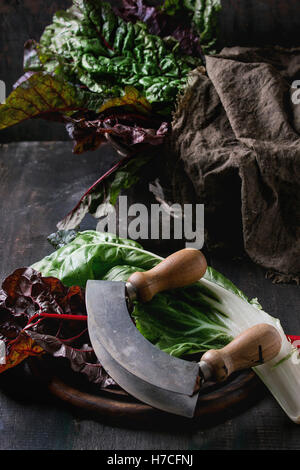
xmin=0 ymin=141 xmax=299 ymax=450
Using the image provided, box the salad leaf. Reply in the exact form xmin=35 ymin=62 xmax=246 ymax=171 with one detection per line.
xmin=2 ymin=231 xmax=299 ymax=421
xmin=30 ymin=229 xmax=282 ymax=358
xmin=0 ymin=0 xmax=220 ymax=235
xmin=31 ymin=230 xmax=273 ymax=357
xmin=188 ymin=0 xmax=222 ymax=53
xmin=31 ymin=231 xmax=300 ymax=423
xmin=35 ymin=1 xmax=200 ymax=113
xmin=0 ymin=267 xmax=115 ymax=388
xmin=115 ymin=0 xmax=221 ymax=55
xmin=113 ymin=0 xmax=205 ymax=59
xmin=0 ymin=72 xmax=157 ymax=132
xmin=33 ymin=231 xmax=232 ymax=355
xmin=0 ymin=332 xmax=44 ymax=375
xmin=163 ymin=0 xmax=222 ymax=53
xmin=65 ymin=109 xmax=169 ymax=154
xmin=47 ymin=229 xmax=79 ymax=250
xmin=0 ymin=70 xmax=128 ymax=131
xmin=57 ymin=107 xmax=169 ymax=229
xmin=32 ymin=231 xmax=160 ymax=288
xmin=0 ymin=73 xmax=89 ymax=130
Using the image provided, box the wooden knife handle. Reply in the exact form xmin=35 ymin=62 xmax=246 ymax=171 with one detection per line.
xmin=127 ymin=248 xmax=207 ymax=302
xmin=200 ymin=323 xmax=282 ymax=382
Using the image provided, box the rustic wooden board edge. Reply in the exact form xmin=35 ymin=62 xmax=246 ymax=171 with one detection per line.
xmin=28 ymin=357 xmax=267 ymax=430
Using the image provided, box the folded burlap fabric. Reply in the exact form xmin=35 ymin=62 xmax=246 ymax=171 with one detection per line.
xmin=161 ymin=47 xmax=300 ymax=283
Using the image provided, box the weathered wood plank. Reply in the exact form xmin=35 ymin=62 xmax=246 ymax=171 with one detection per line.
xmin=210 ymin=254 xmax=300 ymax=337
xmin=0 ymin=141 xmax=194 ymax=450
xmin=0 ymin=141 xmax=299 ymax=450
xmin=219 ymin=0 xmax=300 ymax=48
xmin=0 ymin=141 xmax=119 ymax=279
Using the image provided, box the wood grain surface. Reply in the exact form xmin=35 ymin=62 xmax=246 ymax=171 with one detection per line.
xmin=26 ymin=353 xmax=264 ymax=430
xmin=0 ymin=141 xmax=299 ymax=450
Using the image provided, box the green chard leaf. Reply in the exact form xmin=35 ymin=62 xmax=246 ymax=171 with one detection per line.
xmin=32 ymin=230 xmax=233 ymax=356
xmin=13 ymin=230 xmax=300 ymax=422
xmin=0 ymin=73 xmax=83 ymax=130
xmin=161 ymin=0 xmax=222 ymax=54
xmin=31 ymin=230 xmax=286 ymax=364
xmin=1 ymin=1 xmax=203 ymax=132
xmin=32 ymin=231 xmax=158 ymax=288
xmin=36 ymin=1 xmax=200 ymax=112
xmin=186 ymin=0 xmax=222 ymax=53
xmin=47 ymin=229 xmax=79 ymax=250
xmin=0 ymin=72 xmax=116 ymax=130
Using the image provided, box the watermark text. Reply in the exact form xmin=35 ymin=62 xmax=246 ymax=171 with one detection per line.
xmin=96 ymin=196 xmax=204 ymax=249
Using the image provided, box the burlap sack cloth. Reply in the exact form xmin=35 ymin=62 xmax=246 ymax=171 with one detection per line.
xmin=158 ymin=46 xmax=300 ymax=284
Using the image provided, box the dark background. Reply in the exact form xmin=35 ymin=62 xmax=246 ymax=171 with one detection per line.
xmin=1 ymin=0 xmax=300 ymax=143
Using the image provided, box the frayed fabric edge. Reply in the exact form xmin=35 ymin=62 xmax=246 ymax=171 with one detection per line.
xmin=265 ymin=270 xmax=300 ymax=286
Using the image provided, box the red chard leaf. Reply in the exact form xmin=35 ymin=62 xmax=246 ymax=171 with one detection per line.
xmin=57 ymin=111 xmax=169 ymax=230
xmin=65 ymin=110 xmax=169 ymax=154
xmin=113 ymin=0 xmax=205 ymax=59
xmin=0 ymin=267 xmax=117 ymax=389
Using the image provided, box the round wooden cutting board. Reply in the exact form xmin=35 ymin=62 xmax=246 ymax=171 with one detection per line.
xmin=28 ymin=355 xmax=266 ymax=429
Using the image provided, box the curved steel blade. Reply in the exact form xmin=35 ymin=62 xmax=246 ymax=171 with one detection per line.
xmin=86 ymin=280 xmax=199 ymax=396
xmin=90 ymin=331 xmax=199 ymax=418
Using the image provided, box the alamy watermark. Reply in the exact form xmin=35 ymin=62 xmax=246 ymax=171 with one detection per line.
xmin=0 ymin=80 xmax=6 ymax=104
xmin=96 ymin=196 xmax=204 ymax=249
xmin=0 ymin=340 xmax=5 ymax=365
xmin=292 ymin=80 xmax=300 ymax=105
